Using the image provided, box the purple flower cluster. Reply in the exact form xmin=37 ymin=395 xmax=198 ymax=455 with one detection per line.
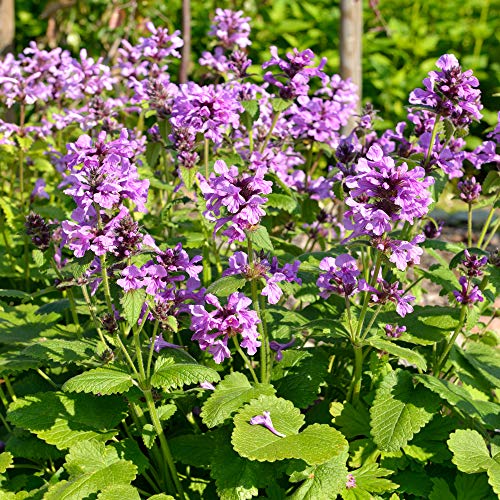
xmin=344 ymin=144 xmax=434 ymax=239
xmin=385 ymin=324 xmax=406 ymax=338
xmin=370 ymin=279 xmax=415 ymax=317
xmin=317 ymin=254 xmax=366 ymax=298
xmin=189 ymin=292 xmax=261 ymax=363
xmin=453 ymin=276 xmax=484 ymax=306
xmin=457 ymin=176 xmax=481 ymax=203
xmin=409 ymin=54 xmax=482 ymax=128
xmin=171 ymin=83 xmax=242 ymax=145
xmin=199 ymin=160 xmax=272 ymax=242
xmin=373 ymin=234 xmax=425 ymax=271
xmin=263 ymin=47 xmax=327 ymax=102
xmin=222 ymin=251 xmax=301 ymax=304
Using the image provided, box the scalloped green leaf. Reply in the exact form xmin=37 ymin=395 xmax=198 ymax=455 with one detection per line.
xmin=447 ymin=429 xmax=493 ymax=473
xmin=7 ymin=391 xmax=127 ymax=449
xmin=23 ymin=338 xmax=97 ymax=365
xmin=290 ymin=452 xmax=349 ymax=499
xmin=201 ymin=372 xmax=275 ymax=428
xmin=120 ymin=288 xmax=146 ymax=327
xmin=370 ymin=370 xmax=440 ymax=451
xmin=97 ymin=485 xmax=140 ymax=500
xmin=271 ymin=349 xmax=329 ymax=408
xmin=206 ymin=275 xmax=247 ymax=297
xmin=0 ymin=451 xmax=13 ymax=473
xmin=366 ymin=337 xmax=427 ymax=371
xmin=44 ymin=440 xmax=137 ymax=500
xmin=151 ymin=355 xmax=220 ymax=390
xmin=415 ymin=374 xmax=500 ymax=429
xmin=341 ymin=464 xmax=398 ymax=499
xmin=63 ymin=366 xmax=134 ymax=395
xmin=250 ymin=226 xmax=274 ymax=252
xmin=462 ymin=342 xmax=500 ymax=388
xmin=232 ymin=395 xmax=348 ymax=465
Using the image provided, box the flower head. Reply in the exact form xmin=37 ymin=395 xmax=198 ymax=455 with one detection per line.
xmin=453 ymin=276 xmax=484 ymax=305
xmin=250 ymin=411 xmax=285 ymax=437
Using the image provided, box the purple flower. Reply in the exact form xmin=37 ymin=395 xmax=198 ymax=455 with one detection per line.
xmin=461 ymin=250 xmax=488 ymax=277
xmin=385 ymin=324 xmax=406 ymax=338
xmin=117 ymin=265 xmax=143 ymax=291
xmin=317 ymin=254 xmax=364 ymax=298
xmin=153 ymin=334 xmax=182 ymax=353
xmin=208 ymin=9 xmax=251 ymax=49
xmin=374 ymin=234 xmax=425 ymax=271
xmin=199 ymin=160 xmax=272 ymax=243
xmin=269 ymin=337 xmax=295 ymax=361
xmin=409 ymin=53 xmax=482 ymax=128
xmin=423 ymin=220 xmax=444 ymax=239
xmin=200 ymin=381 xmax=216 ymax=390
xmin=453 ymin=276 xmax=484 ymax=305
xmin=345 ymin=474 xmax=356 ymax=489
xmin=344 ymin=144 xmax=434 ymax=239
xmin=31 ymin=178 xmax=49 ymax=201
xmin=458 ymin=176 xmax=481 ymax=203
xmin=171 ymin=83 xmax=242 ymax=145
xmin=189 ymin=292 xmax=261 ymax=363
xmin=370 ymin=280 xmax=415 ymax=318
xmin=250 ymin=411 xmax=285 ymax=437
xmin=263 ymin=46 xmax=327 ymax=102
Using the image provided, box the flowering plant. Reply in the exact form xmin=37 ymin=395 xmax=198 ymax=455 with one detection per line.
xmin=0 ymin=10 xmax=498 ymax=500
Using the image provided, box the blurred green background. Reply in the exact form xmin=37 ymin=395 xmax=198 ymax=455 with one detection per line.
xmin=14 ymin=0 xmax=500 ymax=136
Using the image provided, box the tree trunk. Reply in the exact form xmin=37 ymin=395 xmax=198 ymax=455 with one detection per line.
xmin=340 ymin=0 xmax=362 ymax=129
xmin=0 ymin=0 xmax=15 ymax=55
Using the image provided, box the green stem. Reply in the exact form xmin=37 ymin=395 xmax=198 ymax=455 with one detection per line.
xmin=356 ymin=252 xmax=382 ymax=339
xmin=434 ymin=304 xmax=467 ymax=375
xmin=467 ymin=203 xmax=473 ymax=248
xmin=4 ymin=376 xmax=16 ymax=401
xmin=424 ymin=115 xmax=441 ymax=168
xmin=36 ymin=369 xmax=58 ymax=389
xmin=232 ymin=337 xmax=259 ymax=384
xmin=259 ymin=111 xmax=281 ymax=153
xmin=482 ymin=218 xmax=500 ymax=250
xmin=144 ymin=390 xmax=185 ymax=499
xmin=81 ymin=284 xmax=109 ymax=348
xmin=99 ymin=255 xmax=114 ymax=314
xmin=114 ymin=334 xmax=140 ymax=379
xmin=247 ymin=236 xmax=270 ymax=383
xmin=477 ymin=197 xmax=498 ymax=247
xmin=361 ymin=304 xmax=383 ymax=341
xmin=147 ymin=320 xmax=160 ymax=380
xmin=0 ymin=411 xmax=12 ymax=432
xmin=350 ymin=345 xmax=364 ymax=405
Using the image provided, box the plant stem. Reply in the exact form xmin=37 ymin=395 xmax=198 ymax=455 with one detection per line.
xmin=482 ymin=218 xmax=500 ymax=250
xmin=144 ymin=389 xmax=185 ymax=499
xmin=356 ymin=251 xmax=382 ymax=338
xmin=81 ymin=284 xmax=109 ymax=348
xmin=434 ymin=304 xmax=467 ymax=375
xmin=477 ymin=197 xmax=498 ymax=247
xmin=467 ymin=203 xmax=473 ymax=247
xmin=259 ymin=110 xmax=281 ymax=153
xmin=147 ymin=320 xmax=160 ymax=379
xmin=4 ymin=376 xmax=16 ymax=401
xmin=361 ymin=304 xmax=383 ymax=341
xmin=424 ymin=115 xmax=441 ymax=168
xmin=232 ymin=337 xmax=259 ymax=384
xmin=247 ymin=236 xmax=270 ymax=383
xmin=36 ymin=369 xmax=58 ymax=389
xmin=350 ymin=345 xmax=364 ymax=405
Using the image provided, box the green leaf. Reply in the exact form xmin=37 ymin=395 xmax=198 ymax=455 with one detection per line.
xmin=370 ymin=370 xmax=440 ymax=451
xmin=0 ymin=451 xmax=13 ymax=473
xmin=7 ymin=391 xmax=127 ymax=449
xmin=97 ymin=485 xmax=140 ymax=500
xmin=429 ymin=478 xmax=455 ymax=500
xmin=271 ymin=350 xmax=329 ymax=408
xmin=250 ymin=226 xmax=274 ymax=252
xmin=44 ymin=440 xmax=137 ymax=500
xmin=141 ymin=424 xmax=156 ymax=449
xmin=170 ymin=432 xmax=218 ymax=467
xmin=266 ymin=193 xmax=297 ymax=213
xmin=22 ymin=338 xmax=97 ymax=365
xmin=341 ymin=464 xmax=398 ymax=499
xmin=270 ymin=98 xmax=293 ymax=113
xmin=206 ymin=275 xmax=247 ymax=297
xmin=212 ymin=431 xmax=274 ymax=500
xmin=63 ymin=366 xmax=134 ymax=395
xmin=462 ymin=342 xmax=500 ymax=388
xmin=232 ymin=395 xmax=348 ymax=465
xmin=482 ymin=170 xmax=500 ymax=195
xmin=290 ymin=452 xmax=349 ymax=499
xmin=333 ymin=403 xmax=371 ymax=439
xmin=120 ymin=288 xmax=146 ymax=327
xmin=151 ymin=354 xmax=220 ymax=390
xmin=365 ymin=337 xmax=427 ymax=371
xmin=415 ymin=375 xmax=500 ymax=429
xmin=111 ymin=438 xmax=149 ymax=474
xmin=201 ymin=372 xmax=275 ymax=428
xmin=179 ymin=165 xmax=197 ymax=190
xmin=447 ymin=429 xmax=493 ymax=473
xmin=0 ymin=289 xmax=31 ymax=299
xmin=6 ymin=429 xmax=63 ymax=460
xmin=241 ymin=99 xmax=260 ymax=118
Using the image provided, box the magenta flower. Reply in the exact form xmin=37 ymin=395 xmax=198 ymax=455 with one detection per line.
xmin=409 ymin=53 xmax=482 ymax=128
xmin=250 ymin=411 xmax=285 ymax=437
xmin=385 ymin=324 xmax=406 ymax=338
xmin=269 ymin=337 xmax=296 ymax=361
xmin=116 ymin=265 xmax=143 ymax=291
xmin=31 ymin=178 xmax=49 ymax=202
xmin=461 ymin=250 xmax=488 ymax=277
xmin=345 ymin=474 xmax=356 ymax=489
xmin=189 ymin=292 xmax=261 ymax=363
xmin=453 ymin=276 xmax=484 ymax=306
xmin=153 ymin=334 xmax=182 ymax=353
xmin=317 ymin=254 xmax=364 ymax=298
xmin=458 ymin=177 xmax=481 ymax=203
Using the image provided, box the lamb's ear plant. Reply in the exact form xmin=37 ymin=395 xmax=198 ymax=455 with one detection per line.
xmin=0 ymin=10 xmax=498 ymax=500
